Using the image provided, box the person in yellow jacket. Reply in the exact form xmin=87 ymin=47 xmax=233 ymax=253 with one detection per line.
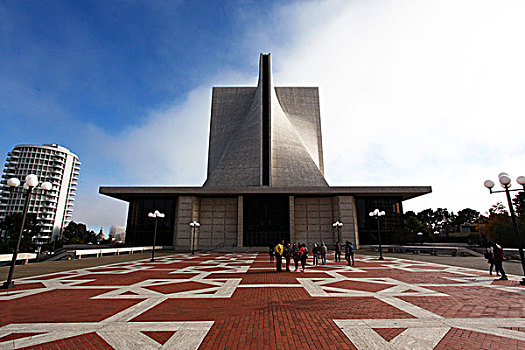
xmin=274 ymin=240 xmax=284 ymax=272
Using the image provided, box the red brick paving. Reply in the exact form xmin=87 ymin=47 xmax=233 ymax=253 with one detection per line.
xmin=435 ymin=327 xmax=525 ymax=350
xmin=326 ymin=280 xmax=395 ymax=293
xmin=0 ymin=289 xmax=142 ymax=327
xmin=1 ymin=253 xmax=524 ymax=349
xmin=5 ymin=282 xmax=46 ymax=291
xmin=399 ymin=285 xmax=525 ymax=318
xmin=372 ymin=327 xmax=406 ymax=341
xmin=70 ymin=270 xmax=198 ymax=286
xmin=340 ymin=269 xmax=463 ymax=284
xmin=142 ymin=330 xmax=175 ymax=345
xmin=145 ymin=281 xmax=215 ymax=294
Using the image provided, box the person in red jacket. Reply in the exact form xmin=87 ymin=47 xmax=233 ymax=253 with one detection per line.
xmin=299 ymin=243 xmax=308 ymax=272
xmin=491 ymin=242 xmax=508 ymax=280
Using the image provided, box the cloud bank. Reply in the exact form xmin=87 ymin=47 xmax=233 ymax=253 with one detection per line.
xmin=73 ymin=0 xmax=525 ymax=231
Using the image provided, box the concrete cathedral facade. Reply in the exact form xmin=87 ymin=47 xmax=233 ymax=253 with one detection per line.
xmin=100 ymin=54 xmax=431 ymax=250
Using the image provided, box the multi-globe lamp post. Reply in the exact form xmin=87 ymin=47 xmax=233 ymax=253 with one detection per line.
xmin=369 ymin=209 xmax=386 ymax=260
xmin=332 ymin=221 xmax=343 ymax=243
xmin=148 ymin=210 xmax=165 ymax=262
xmin=2 ymin=175 xmax=52 ymax=289
xmin=484 ymin=172 xmax=525 ymax=285
xmin=190 ymin=221 xmax=200 ymax=255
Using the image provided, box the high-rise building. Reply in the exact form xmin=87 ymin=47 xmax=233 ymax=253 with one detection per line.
xmin=0 ymin=144 xmax=80 ymax=242
xmin=109 ymin=225 xmax=126 ymax=243
xmin=101 ymin=54 xmax=431 ymax=249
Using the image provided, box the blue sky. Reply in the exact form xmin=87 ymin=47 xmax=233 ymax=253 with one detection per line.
xmin=1 ymin=0 xmax=525 ymax=232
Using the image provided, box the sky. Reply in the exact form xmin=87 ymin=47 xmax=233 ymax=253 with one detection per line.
xmin=1 ymin=0 xmax=525 ymax=232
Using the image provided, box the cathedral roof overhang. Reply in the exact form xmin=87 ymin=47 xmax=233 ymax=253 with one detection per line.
xmin=99 ymin=185 xmax=431 ymax=202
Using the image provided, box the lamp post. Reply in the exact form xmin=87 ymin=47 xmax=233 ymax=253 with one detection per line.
xmin=190 ymin=221 xmax=200 ymax=255
xmin=332 ymin=221 xmax=343 ymax=243
xmin=2 ymin=175 xmax=52 ymax=289
xmin=148 ymin=210 xmax=165 ymax=262
xmin=369 ymin=209 xmax=386 ymax=260
xmin=484 ymin=172 xmax=525 ymax=285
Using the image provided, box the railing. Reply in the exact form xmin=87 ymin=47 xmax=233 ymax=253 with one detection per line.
xmin=0 ymin=253 xmax=37 ymax=264
xmin=74 ymin=246 xmax=168 ymax=259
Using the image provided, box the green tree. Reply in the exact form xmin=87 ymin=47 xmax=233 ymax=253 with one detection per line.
xmin=60 ymin=222 xmax=97 ymax=245
xmin=0 ymin=213 xmax=41 ymax=253
xmin=480 ymin=201 xmax=524 ymax=248
xmin=513 ymin=191 xmax=525 ymax=217
xmin=455 ymin=208 xmax=481 ymax=225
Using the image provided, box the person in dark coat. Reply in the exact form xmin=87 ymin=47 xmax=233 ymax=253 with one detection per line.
xmin=485 ymin=245 xmax=497 ymax=276
xmin=491 ymin=242 xmax=508 ymax=280
xmin=345 ymin=241 xmax=355 ymax=266
xmin=312 ymin=244 xmax=319 ymax=266
xmin=334 ymin=241 xmax=342 ymax=262
xmin=268 ymin=243 xmax=275 ymax=262
xmin=284 ymin=243 xmax=293 ymax=272
xmin=292 ymin=242 xmax=300 ymax=272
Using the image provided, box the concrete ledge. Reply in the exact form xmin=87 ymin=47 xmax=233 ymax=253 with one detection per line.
xmin=0 ymin=253 xmax=37 ymax=264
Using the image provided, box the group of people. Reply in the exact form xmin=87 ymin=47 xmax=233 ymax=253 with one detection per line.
xmin=270 ymin=240 xmax=355 ymax=272
xmin=485 ymin=241 xmax=508 ymax=280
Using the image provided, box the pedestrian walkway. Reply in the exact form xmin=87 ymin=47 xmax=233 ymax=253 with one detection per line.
xmin=1 ymin=253 xmax=524 ymax=349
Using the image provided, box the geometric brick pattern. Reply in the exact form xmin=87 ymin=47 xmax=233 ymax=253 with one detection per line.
xmin=0 ymin=253 xmax=524 ymax=349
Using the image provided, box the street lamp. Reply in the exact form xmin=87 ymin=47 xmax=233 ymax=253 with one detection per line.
xmin=332 ymin=221 xmax=343 ymax=243
xmin=2 ymin=175 xmax=52 ymax=289
xmin=190 ymin=221 xmax=200 ymax=255
xmin=148 ymin=210 xmax=165 ymax=262
xmin=484 ymin=172 xmax=525 ymax=285
xmin=369 ymin=209 xmax=386 ymax=260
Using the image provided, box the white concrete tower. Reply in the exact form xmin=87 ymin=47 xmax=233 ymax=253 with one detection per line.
xmin=0 ymin=144 xmax=80 ymax=241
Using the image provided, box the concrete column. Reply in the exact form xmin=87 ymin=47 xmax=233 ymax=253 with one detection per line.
xmin=237 ymin=195 xmax=243 ymax=247
xmin=289 ymin=195 xmax=295 ymax=242
xmin=336 ymin=196 xmax=357 ymax=248
xmin=352 ymin=198 xmax=360 ymax=248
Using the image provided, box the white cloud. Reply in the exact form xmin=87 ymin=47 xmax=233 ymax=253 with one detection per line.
xmin=74 ymin=0 xmax=525 ymax=231
xmin=269 ymin=0 xmax=525 ymax=213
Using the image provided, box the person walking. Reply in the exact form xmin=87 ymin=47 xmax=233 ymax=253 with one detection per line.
xmin=312 ymin=244 xmax=319 ymax=266
xmin=320 ymin=242 xmax=328 ymax=265
xmin=345 ymin=241 xmax=355 ymax=266
xmin=299 ymin=243 xmax=308 ymax=272
xmin=492 ymin=242 xmax=508 ymax=280
xmin=284 ymin=243 xmax=293 ymax=272
xmin=485 ymin=245 xmax=497 ymax=276
xmin=275 ymin=240 xmax=284 ymax=272
xmin=292 ymin=242 xmax=300 ymax=272
xmin=268 ymin=243 xmax=275 ymax=262
xmin=334 ymin=241 xmax=342 ymax=262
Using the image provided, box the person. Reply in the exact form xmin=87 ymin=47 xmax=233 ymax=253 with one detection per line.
xmin=275 ymin=240 xmax=284 ymax=272
xmin=299 ymin=243 xmax=308 ymax=272
xmin=284 ymin=243 xmax=293 ymax=272
xmin=484 ymin=245 xmax=497 ymax=276
xmin=334 ymin=241 xmax=342 ymax=262
xmin=345 ymin=241 xmax=354 ymax=266
xmin=268 ymin=244 xmax=275 ymax=262
xmin=312 ymin=243 xmax=319 ymax=266
xmin=292 ymin=242 xmax=300 ymax=272
xmin=320 ymin=242 xmax=328 ymax=265
xmin=492 ymin=242 xmax=508 ymax=280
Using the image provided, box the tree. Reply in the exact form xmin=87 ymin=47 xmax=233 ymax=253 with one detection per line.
xmin=455 ymin=208 xmax=481 ymax=225
xmin=60 ymin=222 xmax=97 ymax=245
xmin=0 ymin=213 xmax=41 ymax=253
xmin=513 ymin=191 xmax=525 ymax=217
xmin=417 ymin=209 xmax=437 ymax=228
xmin=480 ymin=201 xmax=524 ymax=248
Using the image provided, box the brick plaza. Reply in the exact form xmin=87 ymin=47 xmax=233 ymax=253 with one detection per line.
xmin=1 ymin=253 xmax=524 ymax=349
